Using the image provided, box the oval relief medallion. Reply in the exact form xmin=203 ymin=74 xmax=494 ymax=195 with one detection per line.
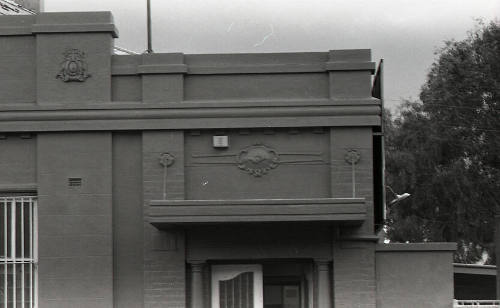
xmin=237 ymin=144 xmax=280 ymax=177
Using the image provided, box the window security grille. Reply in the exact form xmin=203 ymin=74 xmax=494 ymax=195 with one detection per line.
xmin=453 ymin=300 xmax=500 ymax=307
xmin=0 ymin=196 xmax=38 ymax=308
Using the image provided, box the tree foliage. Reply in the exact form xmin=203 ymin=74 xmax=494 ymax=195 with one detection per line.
xmin=385 ymin=20 xmax=500 ymax=263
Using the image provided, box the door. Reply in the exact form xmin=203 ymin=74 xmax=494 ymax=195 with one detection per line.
xmin=263 ymin=283 xmax=301 ymax=308
xmin=212 ymin=265 xmax=263 ymax=308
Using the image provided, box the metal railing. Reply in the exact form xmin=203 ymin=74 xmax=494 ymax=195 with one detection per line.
xmin=0 ymin=196 xmax=38 ymax=308
xmin=454 ymin=300 xmax=500 ymax=307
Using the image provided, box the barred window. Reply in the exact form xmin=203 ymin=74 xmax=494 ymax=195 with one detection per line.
xmin=0 ymin=196 xmax=38 ymax=308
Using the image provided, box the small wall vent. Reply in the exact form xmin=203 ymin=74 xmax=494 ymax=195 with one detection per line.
xmin=68 ymin=177 xmax=82 ymax=187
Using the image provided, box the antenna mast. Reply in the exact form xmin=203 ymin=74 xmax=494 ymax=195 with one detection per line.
xmin=146 ymin=0 xmax=153 ymax=53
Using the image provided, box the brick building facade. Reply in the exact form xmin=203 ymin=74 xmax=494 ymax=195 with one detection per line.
xmin=0 ymin=11 xmax=456 ymax=308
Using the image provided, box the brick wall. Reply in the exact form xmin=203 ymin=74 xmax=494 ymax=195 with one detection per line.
xmin=330 ymin=127 xmax=377 ymax=308
xmin=333 ymin=240 xmax=377 ymax=308
xmin=330 ymin=127 xmax=374 ymax=233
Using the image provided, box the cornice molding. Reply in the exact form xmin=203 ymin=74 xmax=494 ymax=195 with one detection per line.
xmin=0 ymin=100 xmax=381 ymax=131
xmin=111 ymin=62 xmax=377 ymax=76
xmin=0 ymin=25 xmax=33 ymax=36
xmin=0 ymin=98 xmax=380 ymax=110
xmin=0 ymin=105 xmax=380 ymax=120
xmin=0 ymin=115 xmax=380 ymax=132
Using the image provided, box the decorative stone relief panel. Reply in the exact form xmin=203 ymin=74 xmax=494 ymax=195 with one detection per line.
xmin=185 ymin=129 xmax=330 ymax=199
xmin=237 ymin=144 xmax=279 ymax=177
xmin=56 ymin=48 xmax=91 ymax=82
xmin=190 ymin=143 xmax=326 ymax=177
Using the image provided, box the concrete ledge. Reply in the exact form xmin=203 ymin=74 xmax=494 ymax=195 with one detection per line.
xmin=376 ymin=242 xmax=457 ymax=251
xmin=187 ymin=63 xmax=326 ymax=75
xmin=0 ymin=183 xmax=37 ymax=193
xmin=110 ymin=51 xmax=376 ymax=75
xmin=32 ymin=23 xmax=119 ymax=38
xmin=339 ymin=235 xmax=380 ymax=242
xmin=0 ymin=26 xmax=33 ymax=36
xmin=326 ymin=61 xmax=375 ymax=72
xmin=137 ymin=64 xmax=188 ymax=74
xmin=111 ymin=62 xmax=376 ymax=76
xmin=453 ymin=263 xmax=497 ymax=276
xmin=149 ymin=198 xmax=366 ymax=226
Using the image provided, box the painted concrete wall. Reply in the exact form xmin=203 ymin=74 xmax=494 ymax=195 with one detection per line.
xmin=0 ymin=32 xmax=36 ymax=104
xmin=0 ymin=135 xmax=36 ymax=188
xmin=37 ymin=133 xmax=113 ymax=307
xmin=376 ymin=243 xmax=456 ymax=308
xmin=187 ymin=224 xmax=333 ymax=261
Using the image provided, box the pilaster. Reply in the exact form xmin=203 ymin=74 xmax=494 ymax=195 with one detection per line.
xmin=315 ymin=259 xmax=332 ymax=308
xmin=332 ymin=237 xmax=377 ymax=308
xmin=327 ymin=49 xmax=374 ymax=100
xmin=142 ymin=130 xmax=186 ymax=308
xmin=190 ymin=261 xmax=206 ymax=308
xmin=140 ymin=53 xmax=186 ymax=103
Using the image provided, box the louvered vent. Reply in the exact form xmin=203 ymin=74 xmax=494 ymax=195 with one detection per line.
xmin=68 ymin=177 xmax=82 ymax=187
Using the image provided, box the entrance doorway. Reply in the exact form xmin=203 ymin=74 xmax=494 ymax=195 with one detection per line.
xmin=211 ymin=262 xmax=313 ymax=308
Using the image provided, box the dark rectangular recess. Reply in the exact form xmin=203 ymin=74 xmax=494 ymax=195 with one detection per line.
xmin=373 ymin=133 xmax=385 ymax=232
xmin=68 ymin=177 xmax=82 ymax=187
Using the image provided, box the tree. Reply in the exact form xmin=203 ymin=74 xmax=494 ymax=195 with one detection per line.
xmin=385 ymin=20 xmax=500 ymax=264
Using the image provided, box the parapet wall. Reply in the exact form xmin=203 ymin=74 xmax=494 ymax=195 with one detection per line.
xmin=0 ymin=12 xmax=381 ymax=133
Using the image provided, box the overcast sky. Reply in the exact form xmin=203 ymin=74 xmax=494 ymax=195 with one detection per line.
xmin=44 ymin=0 xmax=499 ymax=109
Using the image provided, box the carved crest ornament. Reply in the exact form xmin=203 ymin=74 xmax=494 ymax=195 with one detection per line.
xmin=237 ymin=144 xmax=280 ymax=177
xmin=56 ymin=48 xmax=91 ymax=82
